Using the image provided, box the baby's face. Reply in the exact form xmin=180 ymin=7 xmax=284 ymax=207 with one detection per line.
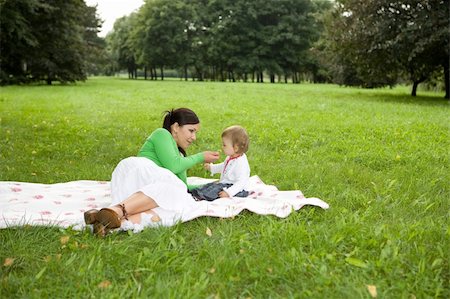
xmin=222 ymin=137 xmax=236 ymax=156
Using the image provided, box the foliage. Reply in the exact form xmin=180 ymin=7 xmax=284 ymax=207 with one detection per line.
xmin=138 ymin=0 xmax=194 ymax=79
xmin=83 ymin=5 xmax=108 ymax=76
xmin=0 ymin=78 xmax=448 ymax=297
xmin=106 ymin=14 xmax=140 ymax=78
xmin=0 ymin=0 xmax=103 ymax=85
xmin=323 ymin=0 xmax=449 ymax=98
xmin=107 ymin=0 xmax=330 ymax=82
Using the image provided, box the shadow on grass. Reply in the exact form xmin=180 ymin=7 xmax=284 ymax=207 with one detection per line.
xmin=355 ymin=91 xmax=448 ymax=107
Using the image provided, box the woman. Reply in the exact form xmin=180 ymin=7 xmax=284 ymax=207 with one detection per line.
xmin=84 ymin=108 xmax=220 ymax=236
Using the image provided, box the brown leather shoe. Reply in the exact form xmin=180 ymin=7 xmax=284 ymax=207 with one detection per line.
xmin=84 ymin=209 xmax=99 ymax=225
xmin=84 ymin=209 xmax=108 ymax=237
xmin=97 ymin=208 xmax=122 ymax=229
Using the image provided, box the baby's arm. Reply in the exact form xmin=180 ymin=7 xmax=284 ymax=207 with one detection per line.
xmin=209 ymin=161 xmax=225 ymax=175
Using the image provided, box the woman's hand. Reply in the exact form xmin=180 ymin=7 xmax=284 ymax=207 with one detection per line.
xmin=203 ymin=151 xmax=220 ymax=163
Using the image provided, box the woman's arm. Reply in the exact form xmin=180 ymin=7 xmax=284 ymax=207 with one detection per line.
xmin=152 ymin=129 xmax=204 ymax=174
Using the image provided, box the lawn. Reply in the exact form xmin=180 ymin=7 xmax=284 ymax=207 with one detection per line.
xmin=0 ymin=77 xmax=448 ymax=298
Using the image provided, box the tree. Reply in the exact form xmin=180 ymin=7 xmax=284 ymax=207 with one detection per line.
xmin=136 ymin=0 xmax=192 ymax=80
xmin=206 ymin=0 xmax=322 ymax=83
xmin=0 ymin=0 xmax=102 ymax=85
xmin=0 ymin=0 xmax=45 ymax=84
xmin=108 ymin=14 xmax=140 ymax=79
xmin=265 ymin=0 xmax=326 ymax=83
xmin=82 ymin=4 xmax=107 ymax=76
xmin=181 ymin=0 xmax=211 ymax=81
xmin=324 ymin=0 xmax=449 ymax=98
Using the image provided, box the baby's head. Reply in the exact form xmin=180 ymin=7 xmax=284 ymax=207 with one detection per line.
xmin=221 ymin=125 xmax=249 ymax=155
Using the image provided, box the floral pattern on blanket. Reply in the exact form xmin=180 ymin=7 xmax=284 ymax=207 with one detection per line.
xmin=0 ymin=176 xmax=329 ymax=230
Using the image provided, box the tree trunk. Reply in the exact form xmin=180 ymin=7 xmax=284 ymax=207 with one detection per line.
xmin=46 ymin=77 xmax=52 ymax=85
xmin=444 ymin=63 xmax=449 ymax=99
xmin=184 ymin=65 xmax=188 ymax=81
xmin=231 ymin=71 xmax=235 ymax=82
xmin=197 ymin=68 xmax=202 ymax=81
xmin=160 ymin=67 xmax=164 ymax=80
xmin=411 ymin=81 xmax=419 ymax=96
xmin=260 ymin=72 xmax=264 ymax=83
xmin=128 ymin=66 xmax=134 ymax=79
xmin=144 ymin=66 xmax=147 ymax=80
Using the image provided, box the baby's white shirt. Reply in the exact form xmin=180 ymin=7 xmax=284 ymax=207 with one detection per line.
xmin=209 ymin=153 xmax=250 ymax=197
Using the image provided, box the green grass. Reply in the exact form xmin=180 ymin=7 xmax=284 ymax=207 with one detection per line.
xmin=0 ymin=77 xmax=448 ymax=298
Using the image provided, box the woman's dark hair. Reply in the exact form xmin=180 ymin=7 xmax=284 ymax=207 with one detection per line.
xmin=162 ymin=108 xmax=200 ymax=156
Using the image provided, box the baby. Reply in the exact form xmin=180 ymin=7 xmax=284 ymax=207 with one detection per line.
xmin=191 ymin=125 xmax=250 ymax=201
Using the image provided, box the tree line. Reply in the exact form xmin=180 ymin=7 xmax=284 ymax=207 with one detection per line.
xmin=1 ymin=0 xmax=448 ymax=98
xmin=107 ymin=0 xmax=330 ymax=84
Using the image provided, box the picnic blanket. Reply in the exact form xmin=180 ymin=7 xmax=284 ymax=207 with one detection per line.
xmin=0 ymin=176 xmax=329 ymax=231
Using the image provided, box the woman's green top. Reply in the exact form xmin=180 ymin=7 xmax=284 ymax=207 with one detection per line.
xmin=137 ymin=128 xmax=204 ymax=190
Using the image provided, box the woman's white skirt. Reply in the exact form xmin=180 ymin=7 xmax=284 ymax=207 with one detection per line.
xmin=111 ymin=157 xmax=197 ymax=213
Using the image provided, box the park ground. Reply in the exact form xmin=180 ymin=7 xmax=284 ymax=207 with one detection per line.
xmin=0 ymin=78 xmax=448 ymax=298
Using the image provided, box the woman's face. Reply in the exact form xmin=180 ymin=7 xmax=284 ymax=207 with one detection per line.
xmin=172 ymin=123 xmax=200 ymax=150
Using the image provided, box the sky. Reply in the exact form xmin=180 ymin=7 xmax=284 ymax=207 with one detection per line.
xmin=85 ymin=0 xmax=144 ymax=37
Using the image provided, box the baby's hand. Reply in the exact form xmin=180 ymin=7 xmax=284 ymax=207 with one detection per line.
xmin=219 ymin=191 xmax=230 ymax=198
xmin=203 ymin=163 xmax=211 ymax=171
